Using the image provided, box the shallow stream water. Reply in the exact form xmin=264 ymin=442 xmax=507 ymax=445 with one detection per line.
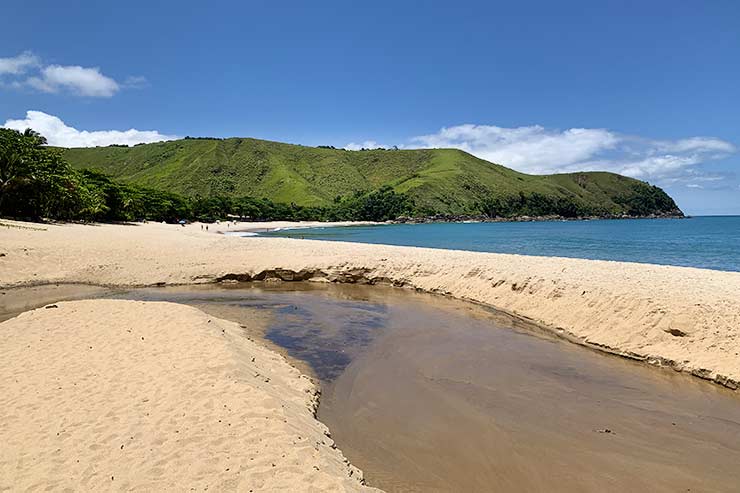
xmin=2 ymin=283 xmax=740 ymax=492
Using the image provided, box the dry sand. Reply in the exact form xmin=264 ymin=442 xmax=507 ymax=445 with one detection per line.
xmin=0 ymin=298 xmax=374 ymax=492
xmin=2 ymin=219 xmax=739 ymax=388
xmin=2 ymin=218 xmax=740 ymax=490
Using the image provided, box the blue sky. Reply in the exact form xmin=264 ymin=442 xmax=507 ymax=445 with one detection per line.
xmin=2 ymin=0 xmax=738 ymax=215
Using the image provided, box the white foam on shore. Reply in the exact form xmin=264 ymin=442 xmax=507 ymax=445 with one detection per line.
xmin=224 ymin=231 xmax=259 ymax=237
xmin=272 ymin=226 xmax=326 ymax=232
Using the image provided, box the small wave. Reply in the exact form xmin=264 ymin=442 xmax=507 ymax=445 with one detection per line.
xmin=224 ymin=231 xmax=259 ymax=237
xmin=272 ymin=226 xmax=320 ymax=232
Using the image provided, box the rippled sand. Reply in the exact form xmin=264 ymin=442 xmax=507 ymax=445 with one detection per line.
xmin=0 ymin=299 xmax=374 ymax=491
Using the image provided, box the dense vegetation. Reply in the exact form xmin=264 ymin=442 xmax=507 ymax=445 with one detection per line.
xmin=1 ymin=129 xmax=681 ymax=223
xmin=63 ymin=137 xmax=683 ymax=218
xmin=0 ymin=129 xmax=105 ymax=220
xmin=0 ymin=129 xmax=412 ymax=222
xmin=475 ymin=184 xmax=678 ymax=219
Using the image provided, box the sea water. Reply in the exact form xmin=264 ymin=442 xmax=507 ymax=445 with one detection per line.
xmin=264 ymin=216 xmax=740 ymax=272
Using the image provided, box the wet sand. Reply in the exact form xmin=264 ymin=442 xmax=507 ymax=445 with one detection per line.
xmin=4 ymin=283 xmax=739 ymax=492
xmin=0 ymin=284 xmax=113 ymax=322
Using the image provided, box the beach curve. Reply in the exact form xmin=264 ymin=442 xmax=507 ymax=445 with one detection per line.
xmin=1 ymin=218 xmax=739 ymax=390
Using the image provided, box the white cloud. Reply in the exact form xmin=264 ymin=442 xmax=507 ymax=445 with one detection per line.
xmin=0 ymin=52 xmax=39 ymax=75
xmin=613 ymin=154 xmax=703 ymax=179
xmin=1 ymin=51 xmax=143 ymax=97
xmin=123 ymin=75 xmax=148 ymax=89
xmin=3 ymin=111 xmax=178 ymax=147
xmin=344 ymin=140 xmax=387 ymax=150
xmin=348 ymin=123 xmax=736 ymax=185
xmin=27 ymin=65 xmax=119 ymax=97
xmin=654 ymin=137 xmax=735 ymax=154
xmin=412 ymin=124 xmax=619 ymax=174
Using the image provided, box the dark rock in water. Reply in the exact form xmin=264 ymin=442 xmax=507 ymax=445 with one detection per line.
xmin=45 ymin=304 xmax=58 ymax=309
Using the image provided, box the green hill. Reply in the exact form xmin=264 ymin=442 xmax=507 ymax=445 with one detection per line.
xmin=63 ymin=137 xmax=682 ymax=218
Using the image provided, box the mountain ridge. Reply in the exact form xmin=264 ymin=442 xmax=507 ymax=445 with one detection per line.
xmin=62 ymin=136 xmax=683 ymax=218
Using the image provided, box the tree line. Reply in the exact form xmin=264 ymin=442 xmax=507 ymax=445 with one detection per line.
xmin=476 ymin=192 xmax=596 ymax=218
xmin=0 ymin=128 xmax=414 ymax=223
xmin=1 ymin=127 xmax=676 ymax=224
xmin=475 ymin=187 xmax=678 ymax=219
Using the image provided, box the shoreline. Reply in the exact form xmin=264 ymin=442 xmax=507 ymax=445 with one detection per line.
xmin=180 ymin=214 xmax=687 ymax=236
xmin=1 ymin=219 xmax=739 ymax=391
xmin=214 ymin=220 xmax=384 ymax=234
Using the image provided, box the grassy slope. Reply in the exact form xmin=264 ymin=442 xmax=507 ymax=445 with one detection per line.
xmin=63 ymin=137 xmax=681 ymax=215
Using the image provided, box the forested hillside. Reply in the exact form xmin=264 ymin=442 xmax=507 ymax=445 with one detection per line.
xmin=63 ymin=137 xmax=683 ymax=218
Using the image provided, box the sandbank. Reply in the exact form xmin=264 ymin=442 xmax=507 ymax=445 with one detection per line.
xmin=0 ymin=298 xmax=375 ymax=491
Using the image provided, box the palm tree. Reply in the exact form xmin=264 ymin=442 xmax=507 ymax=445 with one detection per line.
xmin=23 ymin=128 xmax=48 ymax=146
xmin=0 ymin=147 xmax=27 ymax=211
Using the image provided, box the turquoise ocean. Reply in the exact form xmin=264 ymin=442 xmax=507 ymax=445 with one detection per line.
xmin=263 ymin=216 xmax=740 ymax=272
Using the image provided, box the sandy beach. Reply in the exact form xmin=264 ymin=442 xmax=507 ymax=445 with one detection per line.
xmin=2 ymin=219 xmax=739 ymax=388
xmin=2 ymin=218 xmax=740 ymax=490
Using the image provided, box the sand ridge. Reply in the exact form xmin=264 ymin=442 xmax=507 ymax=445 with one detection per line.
xmin=1 ymin=219 xmax=739 ymax=388
xmin=0 ymin=299 xmax=375 ymax=492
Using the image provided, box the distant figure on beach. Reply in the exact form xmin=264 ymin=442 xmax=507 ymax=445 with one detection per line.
xmin=206 ymin=225 xmax=209 ymax=231
xmin=200 ymin=224 xmax=203 ymax=231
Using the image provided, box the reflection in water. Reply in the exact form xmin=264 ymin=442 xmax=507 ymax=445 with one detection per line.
xmin=266 ymin=301 xmax=386 ymax=381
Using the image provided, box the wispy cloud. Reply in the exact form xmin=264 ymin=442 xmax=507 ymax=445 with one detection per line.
xmin=0 ymin=51 xmax=39 ymax=75
xmin=27 ymin=65 xmax=120 ymax=97
xmin=411 ymin=124 xmax=620 ymax=173
xmin=3 ymin=111 xmax=178 ymax=147
xmin=123 ymin=75 xmax=149 ymax=89
xmin=0 ymin=51 xmax=143 ymax=98
xmin=347 ymin=123 xmax=736 ymax=186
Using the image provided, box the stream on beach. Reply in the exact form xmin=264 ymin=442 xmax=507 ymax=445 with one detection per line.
xmin=2 ymin=283 xmax=740 ymax=492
